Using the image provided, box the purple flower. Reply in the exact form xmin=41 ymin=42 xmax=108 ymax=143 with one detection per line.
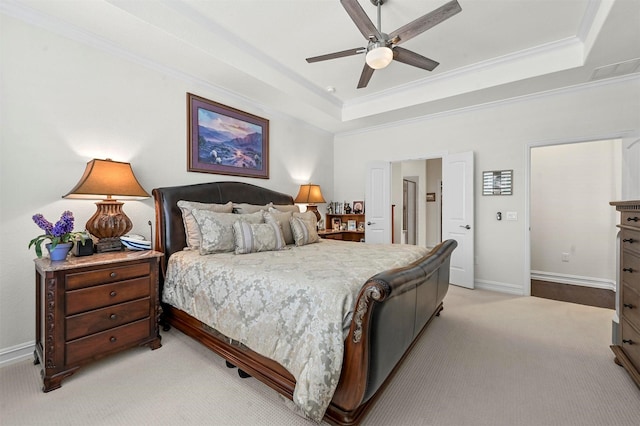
xmin=51 ymin=211 xmax=75 ymax=237
xmin=32 ymin=214 xmax=54 ymax=234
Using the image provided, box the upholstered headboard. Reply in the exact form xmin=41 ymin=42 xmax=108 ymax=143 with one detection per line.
xmin=152 ymin=181 xmax=294 ymax=275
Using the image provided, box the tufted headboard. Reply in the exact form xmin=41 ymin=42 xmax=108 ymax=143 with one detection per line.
xmin=152 ymin=181 xmax=294 ymax=276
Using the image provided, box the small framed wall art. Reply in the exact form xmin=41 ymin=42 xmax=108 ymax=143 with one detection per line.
xmin=187 ymin=93 xmax=269 ymax=179
xmin=352 ymin=201 xmax=364 ymax=214
xmin=483 ymin=170 xmax=513 ymax=195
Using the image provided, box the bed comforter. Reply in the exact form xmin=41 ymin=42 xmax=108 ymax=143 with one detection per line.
xmin=163 ymin=239 xmax=429 ymax=421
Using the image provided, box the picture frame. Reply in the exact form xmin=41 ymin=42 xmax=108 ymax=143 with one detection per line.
xmin=332 ymin=217 xmax=342 ymax=231
xmin=482 ymin=170 xmax=513 ymax=195
xmin=347 ymin=220 xmax=357 ymax=231
xmin=352 ymin=200 xmax=365 ymax=214
xmin=187 ymin=93 xmax=269 ymax=179
xmin=426 ymin=192 xmax=436 ymax=202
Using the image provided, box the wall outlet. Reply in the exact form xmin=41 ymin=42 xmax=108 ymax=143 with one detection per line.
xmin=562 ymin=252 xmax=570 ymax=262
xmin=506 ymin=211 xmax=518 ymax=221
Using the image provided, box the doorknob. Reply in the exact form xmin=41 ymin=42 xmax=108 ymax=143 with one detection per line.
xmin=459 ymin=225 xmax=471 ymax=230
xmin=367 ymin=222 xmax=375 ymax=226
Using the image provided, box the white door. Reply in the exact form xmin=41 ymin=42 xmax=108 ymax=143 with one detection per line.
xmin=365 ymin=161 xmax=391 ymax=244
xmin=442 ymin=151 xmax=475 ymax=289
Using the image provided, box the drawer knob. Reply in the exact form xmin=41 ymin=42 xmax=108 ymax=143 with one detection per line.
xmin=622 ymin=339 xmax=635 ymax=345
xmin=627 ymin=216 xmax=639 ymax=222
xmin=109 ymin=314 xmax=117 ymax=320
xmin=110 ymin=336 xmax=117 ymax=343
xmin=110 ymin=291 xmax=117 ymax=297
xmin=623 ymin=303 xmax=635 ymax=309
xmin=623 ymin=238 xmax=636 ymax=244
xmin=110 ymin=272 xmax=117 ymax=278
xmin=623 ymin=268 xmax=635 ymax=273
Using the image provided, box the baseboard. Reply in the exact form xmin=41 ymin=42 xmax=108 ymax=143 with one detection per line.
xmin=530 ymin=270 xmax=615 ymax=291
xmin=0 ymin=341 xmax=34 ymax=368
xmin=475 ymin=279 xmax=524 ymax=295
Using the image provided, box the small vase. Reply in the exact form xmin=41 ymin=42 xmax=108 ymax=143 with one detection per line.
xmin=46 ymin=242 xmax=73 ymax=261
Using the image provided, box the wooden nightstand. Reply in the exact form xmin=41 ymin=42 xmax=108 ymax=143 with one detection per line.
xmin=33 ymin=250 xmax=163 ymax=392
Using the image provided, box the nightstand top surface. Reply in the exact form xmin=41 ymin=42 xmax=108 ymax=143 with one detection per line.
xmin=34 ymin=250 xmax=163 ymax=272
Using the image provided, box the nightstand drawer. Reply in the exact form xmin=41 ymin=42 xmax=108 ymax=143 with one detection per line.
xmin=622 ymin=284 xmax=640 ymax=329
xmin=66 ymin=319 xmax=150 ymax=365
xmin=66 ymin=277 xmax=150 ymax=315
xmin=622 ymin=212 xmax=640 ymax=229
xmin=66 ymin=298 xmax=150 ymax=341
xmin=66 ymin=262 xmax=151 ymax=290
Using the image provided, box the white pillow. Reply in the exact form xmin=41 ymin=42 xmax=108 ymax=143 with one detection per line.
xmin=177 ymin=200 xmax=233 ymax=249
xmin=289 ymin=216 xmax=320 ymax=246
xmin=271 ymin=204 xmax=300 ymax=213
xmin=233 ymin=221 xmax=285 ymax=254
xmin=293 ymin=210 xmax=318 ymax=228
xmin=191 ymin=210 xmax=263 ymax=254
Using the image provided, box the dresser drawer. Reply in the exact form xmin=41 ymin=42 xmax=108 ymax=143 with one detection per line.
xmin=65 ymin=319 xmax=150 ymax=365
xmin=66 ymin=262 xmax=151 ymax=290
xmin=621 ymin=318 xmax=640 ymax=369
xmin=621 ymin=251 xmax=640 ymax=288
xmin=66 ymin=298 xmax=150 ymax=341
xmin=622 ymin=211 xmax=640 ymax=229
xmin=622 ymin=228 xmax=640 ymax=257
xmin=66 ymin=277 xmax=150 ymax=315
xmin=622 ymin=284 xmax=640 ymax=329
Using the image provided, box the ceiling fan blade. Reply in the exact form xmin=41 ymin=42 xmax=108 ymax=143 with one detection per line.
xmin=340 ymin=0 xmax=383 ymax=41
xmin=357 ymin=63 xmax=375 ymax=89
xmin=393 ymin=46 xmax=439 ymax=71
xmin=306 ymin=48 xmax=365 ymax=63
xmin=389 ymin=0 xmax=462 ymax=46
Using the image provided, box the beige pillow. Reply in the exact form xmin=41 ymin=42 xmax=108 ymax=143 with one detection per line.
xmin=293 ymin=210 xmax=317 ymax=228
xmin=232 ymin=202 xmax=272 ymax=214
xmin=177 ymin=200 xmax=233 ymax=249
xmin=290 ymin=216 xmax=320 ymax=246
xmin=271 ymin=204 xmax=300 ymax=213
xmin=192 ymin=210 xmax=263 ymax=254
xmin=264 ymin=211 xmax=294 ymax=245
xmin=233 ymin=221 xmax=285 ymax=254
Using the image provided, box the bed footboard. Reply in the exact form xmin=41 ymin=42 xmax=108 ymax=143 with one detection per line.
xmin=331 ymin=239 xmax=457 ymax=418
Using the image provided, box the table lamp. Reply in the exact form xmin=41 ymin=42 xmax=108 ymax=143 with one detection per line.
xmin=294 ymin=184 xmax=326 ymax=223
xmin=64 ymin=158 xmax=150 ymax=252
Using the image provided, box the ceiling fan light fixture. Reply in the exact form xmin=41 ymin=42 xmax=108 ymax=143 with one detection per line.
xmin=365 ymin=45 xmax=393 ymax=69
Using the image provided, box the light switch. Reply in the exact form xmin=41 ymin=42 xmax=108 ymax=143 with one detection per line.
xmin=506 ymin=211 xmax=517 ymax=221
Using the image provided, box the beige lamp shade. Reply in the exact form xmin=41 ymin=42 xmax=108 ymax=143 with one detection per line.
xmin=64 ymin=158 xmax=149 ymax=250
xmin=64 ymin=158 xmax=150 ymax=199
xmin=294 ymin=184 xmax=326 ymax=204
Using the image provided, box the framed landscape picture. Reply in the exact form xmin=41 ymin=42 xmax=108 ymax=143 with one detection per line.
xmin=187 ymin=93 xmax=269 ymax=179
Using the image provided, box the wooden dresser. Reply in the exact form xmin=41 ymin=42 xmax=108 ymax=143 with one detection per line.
xmin=610 ymin=200 xmax=640 ymax=387
xmin=34 ymin=250 xmax=163 ymax=392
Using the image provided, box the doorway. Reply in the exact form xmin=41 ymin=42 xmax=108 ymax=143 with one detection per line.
xmin=529 ymin=139 xmax=621 ymax=307
xmin=403 ymin=178 xmax=417 ymax=245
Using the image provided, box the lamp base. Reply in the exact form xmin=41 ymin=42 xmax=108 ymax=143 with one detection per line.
xmin=95 ymin=237 xmax=123 ymax=253
xmin=306 ymin=205 xmax=321 ymax=226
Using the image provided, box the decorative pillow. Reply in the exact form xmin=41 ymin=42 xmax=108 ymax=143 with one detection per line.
xmin=232 ymin=202 xmax=272 ymax=214
xmin=264 ymin=211 xmax=294 ymax=245
xmin=192 ymin=210 xmax=263 ymax=254
xmin=293 ymin=210 xmax=317 ymax=228
xmin=233 ymin=221 xmax=285 ymax=254
xmin=290 ymin=216 xmax=320 ymax=246
xmin=271 ymin=204 xmax=300 ymax=213
xmin=177 ymin=200 xmax=233 ymax=249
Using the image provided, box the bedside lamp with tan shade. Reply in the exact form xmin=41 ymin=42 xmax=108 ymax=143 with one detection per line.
xmin=64 ymin=158 xmax=150 ymax=252
xmin=294 ymin=183 xmax=326 ymax=223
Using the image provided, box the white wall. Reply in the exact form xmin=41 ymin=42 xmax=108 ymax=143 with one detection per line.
xmin=530 ymin=140 xmax=621 ymax=289
xmin=334 ymin=76 xmax=640 ymax=294
xmin=0 ymin=16 xmax=333 ymax=359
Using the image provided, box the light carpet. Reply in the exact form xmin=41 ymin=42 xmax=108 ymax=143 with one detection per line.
xmin=2 ymin=286 xmax=639 ymax=425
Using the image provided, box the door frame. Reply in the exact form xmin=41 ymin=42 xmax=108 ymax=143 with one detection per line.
xmin=524 ymin=130 xmax=635 ymax=296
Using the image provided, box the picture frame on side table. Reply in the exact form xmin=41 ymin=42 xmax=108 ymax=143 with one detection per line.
xmin=187 ymin=93 xmax=269 ymax=179
xmin=347 ymin=220 xmax=356 ymax=231
xmin=352 ymin=201 xmax=364 ymax=214
xmin=332 ymin=217 xmax=342 ymax=231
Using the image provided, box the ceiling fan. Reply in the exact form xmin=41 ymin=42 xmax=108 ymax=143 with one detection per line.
xmin=306 ymin=0 xmax=462 ymax=89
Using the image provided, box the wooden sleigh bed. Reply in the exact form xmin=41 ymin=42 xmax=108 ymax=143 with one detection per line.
xmin=153 ymin=181 xmax=457 ymax=425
